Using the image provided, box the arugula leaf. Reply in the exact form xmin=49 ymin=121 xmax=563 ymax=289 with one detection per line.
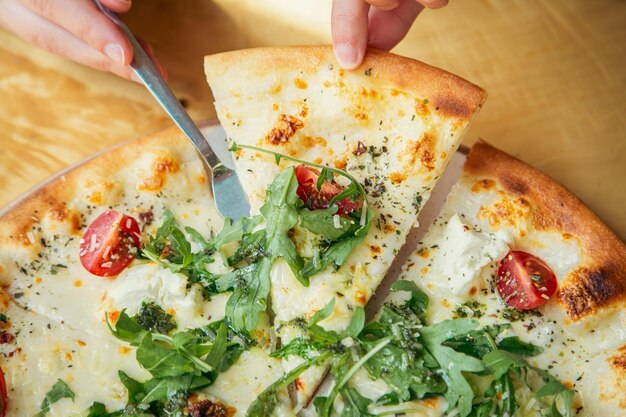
xmin=141 ymin=210 xmax=222 ymax=291
xmin=389 ymin=280 xmax=429 ymax=321
xmin=211 ymin=215 xmax=262 ymax=250
xmin=498 ymin=336 xmax=544 ymax=356
xmin=260 ymin=167 xmax=304 ymax=282
xmin=140 ymin=374 xmax=210 ymax=404
xmin=118 ymin=371 xmax=146 ymax=404
xmin=227 ymin=229 xmax=267 ymax=266
xmin=342 ymin=307 xmax=365 ymax=339
xmin=246 ymin=352 xmax=332 ymax=417
xmin=231 ymin=143 xmax=374 ymax=280
xmin=85 ymin=402 xmax=110 ymax=417
xmin=338 ymin=387 xmax=374 ymax=417
xmin=419 ymin=319 xmax=485 ymax=417
xmin=483 ymin=350 xmax=574 ymax=417
xmin=298 ymin=206 xmax=356 ymax=240
xmin=136 ymin=333 xmax=197 ymax=378
xmin=107 ymin=310 xmax=146 ymax=345
xmin=36 ymin=379 xmax=75 ymax=416
xmin=225 ymin=257 xmax=272 ymax=334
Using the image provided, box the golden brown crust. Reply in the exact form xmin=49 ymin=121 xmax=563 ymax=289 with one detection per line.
xmin=465 ymin=140 xmax=626 ymax=320
xmin=204 ymin=45 xmax=486 ymax=121
xmin=0 ymin=126 xmax=189 ymax=246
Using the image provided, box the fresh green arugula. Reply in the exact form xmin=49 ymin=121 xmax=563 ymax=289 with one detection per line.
xmin=230 ymin=143 xmax=374 ymax=279
xmin=99 ymin=308 xmax=244 ymax=416
xmin=247 ymin=280 xmax=574 ymax=417
xmin=36 ymin=379 xmax=75 ymax=417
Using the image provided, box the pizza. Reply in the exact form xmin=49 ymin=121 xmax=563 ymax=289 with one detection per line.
xmin=300 ymin=141 xmax=626 ymax=417
xmin=203 ymin=46 xmax=485 ymax=408
xmin=0 ymin=45 xmax=623 ymax=417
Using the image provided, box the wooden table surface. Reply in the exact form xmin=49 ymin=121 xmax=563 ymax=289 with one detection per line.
xmin=1 ymin=0 xmax=625 ymax=239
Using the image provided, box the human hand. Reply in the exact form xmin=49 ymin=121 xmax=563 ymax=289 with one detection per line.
xmin=331 ymin=0 xmax=448 ymax=69
xmin=0 ymin=0 xmax=166 ymax=81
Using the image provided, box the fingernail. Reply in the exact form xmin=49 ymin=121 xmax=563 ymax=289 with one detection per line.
xmin=104 ymin=43 xmax=125 ymax=65
xmin=334 ymin=43 xmax=359 ymax=69
xmin=130 ymin=72 xmax=143 ymax=84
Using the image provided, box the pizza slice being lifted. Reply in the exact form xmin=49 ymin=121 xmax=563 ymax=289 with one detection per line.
xmin=204 ymin=46 xmax=487 ymax=408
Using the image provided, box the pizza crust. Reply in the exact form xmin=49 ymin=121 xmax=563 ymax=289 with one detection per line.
xmin=204 ymin=45 xmax=486 ymax=120
xmin=465 ymin=141 xmax=626 ymax=320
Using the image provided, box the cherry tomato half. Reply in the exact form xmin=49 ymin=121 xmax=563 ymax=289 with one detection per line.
xmin=0 ymin=366 xmax=7 ymax=417
xmin=496 ymin=250 xmax=557 ymax=310
xmin=79 ymin=211 xmax=141 ymax=277
xmin=294 ymin=165 xmax=362 ymax=215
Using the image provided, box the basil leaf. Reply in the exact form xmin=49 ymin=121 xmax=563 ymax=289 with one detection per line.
xmin=36 ymin=379 xmax=75 ymax=416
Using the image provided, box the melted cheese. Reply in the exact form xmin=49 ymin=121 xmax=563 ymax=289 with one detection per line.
xmin=204 ymin=347 xmax=295 ymax=417
xmin=102 ymin=263 xmax=228 ymax=330
xmin=378 ymin=177 xmax=626 ymax=416
xmin=1 ymin=303 xmax=148 ymax=416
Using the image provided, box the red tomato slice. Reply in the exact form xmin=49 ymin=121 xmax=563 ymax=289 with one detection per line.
xmin=496 ymin=250 xmax=557 ymax=310
xmin=294 ymin=165 xmax=362 ymax=215
xmin=79 ymin=211 xmax=141 ymax=277
xmin=0 ymin=366 xmax=7 ymax=417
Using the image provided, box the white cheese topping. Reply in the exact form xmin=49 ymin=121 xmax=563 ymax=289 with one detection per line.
xmin=102 ymin=262 xmax=227 ymax=330
xmin=427 ymin=214 xmax=511 ymax=295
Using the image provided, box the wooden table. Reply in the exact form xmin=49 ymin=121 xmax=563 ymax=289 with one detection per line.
xmin=1 ymin=0 xmax=625 ymax=239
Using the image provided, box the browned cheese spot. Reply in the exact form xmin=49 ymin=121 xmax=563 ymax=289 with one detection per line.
xmin=558 ymin=266 xmax=624 ymax=320
xmin=294 ymin=78 xmax=308 ymax=89
xmin=369 ymin=245 xmax=382 ymax=254
xmin=50 ymin=207 xmax=82 ymax=234
xmin=188 ymin=399 xmax=232 ymax=417
xmin=403 ymin=132 xmax=437 ymax=172
xmin=415 ymin=98 xmax=430 ymax=117
xmin=334 ymin=157 xmax=347 ymax=170
xmin=389 ymin=172 xmax=407 ymax=184
xmin=265 ymin=114 xmax=304 ymax=145
xmin=477 ymin=193 xmax=530 ymax=228
xmin=139 ymin=152 xmax=180 ymax=192
xmin=471 ymin=179 xmax=496 ymax=193
xmin=354 ymin=290 xmax=367 ymax=305
xmin=383 ymin=224 xmax=396 ymax=234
